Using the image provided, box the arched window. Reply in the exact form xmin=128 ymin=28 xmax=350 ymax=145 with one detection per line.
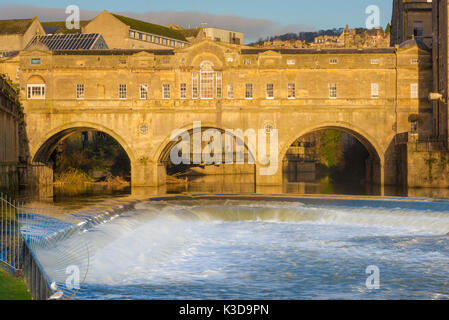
xmin=27 ymin=75 xmax=46 ymax=100
xmin=200 ymin=61 xmax=214 ymax=99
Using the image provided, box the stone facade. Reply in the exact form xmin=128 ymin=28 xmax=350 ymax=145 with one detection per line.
xmin=3 ymin=2 xmax=449 ymax=191
xmin=83 ymin=11 xmax=189 ymax=50
xmin=391 ymin=0 xmax=433 ymax=48
xmin=0 ymin=17 xmax=45 ymax=53
xmin=0 ymin=75 xmax=20 ymax=191
xmin=0 ymin=39 xmax=431 ymax=189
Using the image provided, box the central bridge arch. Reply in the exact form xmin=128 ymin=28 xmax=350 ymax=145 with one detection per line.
xmin=156 ymin=123 xmax=258 ymax=190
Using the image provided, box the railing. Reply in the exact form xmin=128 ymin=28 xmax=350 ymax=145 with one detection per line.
xmin=0 ymin=193 xmax=23 ymax=272
xmin=0 ymin=193 xmax=51 ymax=300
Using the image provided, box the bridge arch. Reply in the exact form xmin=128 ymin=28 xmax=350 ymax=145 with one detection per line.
xmin=280 ymin=122 xmax=384 ymax=163
xmin=280 ymin=122 xmax=384 ymax=186
xmin=156 ymin=122 xmax=257 ymax=165
xmin=32 ymin=122 xmax=136 ymax=165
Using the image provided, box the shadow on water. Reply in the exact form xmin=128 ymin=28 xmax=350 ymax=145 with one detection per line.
xmin=17 ymin=173 xmax=449 ymax=208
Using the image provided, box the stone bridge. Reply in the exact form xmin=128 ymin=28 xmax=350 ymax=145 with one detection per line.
xmin=15 ymin=40 xmax=432 ymax=187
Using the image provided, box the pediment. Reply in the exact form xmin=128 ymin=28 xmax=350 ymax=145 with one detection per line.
xmin=176 ymin=39 xmax=238 ymax=69
xmin=258 ymin=50 xmax=282 ymax=58
xmin=25 ymin=41 xmax=50 ymax=52
xmin=132 ymin=51 xmax=155 ymax=58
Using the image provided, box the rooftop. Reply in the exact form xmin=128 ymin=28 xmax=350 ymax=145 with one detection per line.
xmin=0 ymin=18 xmax=35 ymax=35
xmin=41 ymin=21 xmax=90 ymax=34
xmin=111 ymin=13 xmax=187 ymax=42
xmin=241 ymin=48 xmax=396 ymax=55
xmin=52 ymin=49 xmax=174 ymax=56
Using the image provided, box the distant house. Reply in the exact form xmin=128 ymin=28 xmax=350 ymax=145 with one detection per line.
xmin=83 ymin=11 xmax=189 ymax=49
xmin=177 ymin=26 xmax=244 ymax=45
xmin=0 ymin=17 xmax=45 ymax=53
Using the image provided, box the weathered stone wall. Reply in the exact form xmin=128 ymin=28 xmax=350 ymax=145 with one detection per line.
xmin=0 ymin=76 xmax=20 ymax=192
xmin=404 ymin=141 xmax=449 ymax=188
xmin=391 ymin=0 xmax=433 ymax=47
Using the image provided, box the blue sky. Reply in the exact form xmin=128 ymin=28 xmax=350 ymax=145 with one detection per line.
xmin=0 ymin=0 xmax=393 ymax=42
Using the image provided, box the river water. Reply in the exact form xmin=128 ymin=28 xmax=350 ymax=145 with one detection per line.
xmin=30 ymin=195 xmax=449 ymax=300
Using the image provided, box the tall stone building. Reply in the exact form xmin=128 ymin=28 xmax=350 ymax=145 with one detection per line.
xmin=391 ymin=0 xmax=433 ymax=48
xmin=433 ymin=0 xmax=449 ymax=141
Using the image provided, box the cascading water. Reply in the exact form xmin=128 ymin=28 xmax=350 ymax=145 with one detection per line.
xmin=32 ymin=198 xmax=449 ymax=300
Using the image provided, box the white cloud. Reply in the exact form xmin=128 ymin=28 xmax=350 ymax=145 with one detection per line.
xmin=0 ymin=4 xmax=316 ymax=43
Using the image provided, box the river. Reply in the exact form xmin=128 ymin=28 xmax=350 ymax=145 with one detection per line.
xmin=18 ymin=176 xmax=449 ymax=300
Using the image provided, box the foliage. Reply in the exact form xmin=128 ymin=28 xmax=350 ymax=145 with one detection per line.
xmin=54 ymin=168 xmax=92 ymax=185
xmin=318 ymin=130 xmax=342 ymax=168
xmin=53 ymin=132 xmax=131 ymax=182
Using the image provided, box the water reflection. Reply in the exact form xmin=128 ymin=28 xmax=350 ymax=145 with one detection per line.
xmin=16 ymin=172 xmax=449 ymax=207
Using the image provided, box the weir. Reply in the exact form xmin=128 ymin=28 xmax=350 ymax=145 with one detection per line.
xmin=0 ymin=193 xmax=142 ymax=300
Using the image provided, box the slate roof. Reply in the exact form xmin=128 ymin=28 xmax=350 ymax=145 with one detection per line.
xmin=241 ymin=48 xmax=396 ymax=55
xmin=0 ymin=18 xmax=34 ymax=35
xmin=111 ymin=13 xmax=187 ymax=42
xmin=52 ymin=49 xmax=174 ymax=55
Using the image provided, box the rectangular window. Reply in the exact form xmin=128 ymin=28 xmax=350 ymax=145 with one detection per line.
xmin=329 ymin=58 xmax=338 ymax=64
xmin=411 ymin=83 xmax=419 ymax=99
xmin=140 ymin=84 xmax=148 ymax=100
xmin=180 ymin=83 xmax=187 ymax=99
xmin=245 ymin=84 xmax=253 ymax=99
xmin=27 ymin=84 xmax=45 ymax=99
xmin=170 ymin=40 xmax=175 ymax=47
xmin=266 ymin=83 xmax=274 ymax=99
xmin=200 ymin=70 xmax=214 ymax=99
xmin=146 ymin=34 xmax=152 ymax=42
xmin=227 ymin=84 xmax=234 ymax=99
xmin=216 ymin=72 xmax=222 ymax=99
xmin=119 ymin=84 xmax=127 ymax=99
xmin=371 ymin=59 xmax=379 ymax=65
xmin=138 ymin=33 xmax=143 ymax=40
xmin=288 ymin=83 xmax=296 ymax=99
xmin=177 ymin=42 xmax=183 ymax=48
xmin=371 ymin=83 xmax=379 ymax=99
xmin=163 ymin=84 xmax=171 ymax=99
xmin=287 ymin=59 xmax=296 ymax=65
xmin=243 ymin=59 xmax=252 ymax=65
xmin=31 ymin=58 xmax=41 ymax=65
xmin=329 ymin=83 xmax=337 ymax=98
xmin=129 ymin=31 xmax=135 ymax=38
xmin=192 ymin=72 xmax=199 ymax=99
xmin=413 ymin=21 xmax=424 ymax=37
xmin=411 ymin=58 xmax=419 ymax=65
xmin=76 ymin=84 xmax=84 ymax=100
xmin=162 ymin=38 xmax=167 ymax=46
xmin=154 ymin=37 xmax=160 ymax=44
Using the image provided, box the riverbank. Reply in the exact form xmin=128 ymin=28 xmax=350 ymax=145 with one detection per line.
xmin=0 ymin=268 xmax=32 ymax=300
